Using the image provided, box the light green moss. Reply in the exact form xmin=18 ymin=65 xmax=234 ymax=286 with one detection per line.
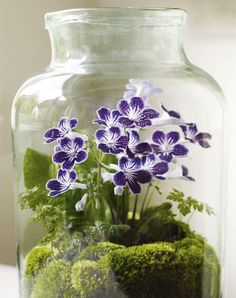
xmin=31 ymin=259 xmax=78 ymax=298
xmin=25 ymin=246 xmax=53 ymax=278
xmin=71 ymin=260 xmax=110 ymax=298
xmin=78 ymin=242 xmax=125 ymax=261
xmin=100 ymin=237 xmax=220 ymax=298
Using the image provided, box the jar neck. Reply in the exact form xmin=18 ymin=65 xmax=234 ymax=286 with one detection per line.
xmin=46 ymin=9 xmax=188 ymax=69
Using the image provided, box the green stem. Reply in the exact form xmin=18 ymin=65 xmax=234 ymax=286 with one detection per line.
xmin=145 ymin=187 xmax=155 ymax=209
xmin=140 ymin=183 xmax=152 ymax=217
xmin=132 ymin=195 xmax=139 ymax=223
xmin=90 ymin=145 xmax=113 ymax=171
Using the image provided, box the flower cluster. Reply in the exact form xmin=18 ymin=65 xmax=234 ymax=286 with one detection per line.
xmin=93 ymin=79 xmax=211 ymax=194
xmin=44 ymin=117 xmax=88 ymax=197
xmin=44 ymin=79 xmax=212 ymax=198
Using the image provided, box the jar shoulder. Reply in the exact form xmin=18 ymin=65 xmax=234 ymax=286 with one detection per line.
xmin=12 ymin=63 xmax=225 ymax=107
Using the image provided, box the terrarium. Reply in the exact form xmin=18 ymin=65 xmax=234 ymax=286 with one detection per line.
xmin=11 ymin=8 xmax=226 ymax=298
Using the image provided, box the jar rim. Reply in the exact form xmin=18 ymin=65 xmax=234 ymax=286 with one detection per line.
xmin=45 ymin=7 xmax=187 ymax=29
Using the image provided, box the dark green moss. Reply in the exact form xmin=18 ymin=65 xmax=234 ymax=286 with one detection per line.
xmin=100 ymin=237 xmax=220 ymax=298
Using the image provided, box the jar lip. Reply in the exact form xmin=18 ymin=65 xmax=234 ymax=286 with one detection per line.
xmin=45 ymin=7 xmax=187 ymax=29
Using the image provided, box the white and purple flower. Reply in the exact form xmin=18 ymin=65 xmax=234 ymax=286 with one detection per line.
xmin=46 ymin=169 xmax=87 ymax=197
xmin=93 ymin=107 xmax=121 ymax=128
xmin=124 ymin=79 xmax=161 ymax=101
xmin=181 ymin=123 xmax=212 ymax=148
xmin=95 ymin=127 xmax=128 ymax=154
xmin=163 ymin=164 xmax=195 ymax=181
xmin=113 ymin=156 xmax=152 ymax=194
xmin=117 ymin=97 xmax=159 ymax=128
xmin=141 ymin=153 xmax=169 ymax=179
xmin=44 ymin=117 xmax=78 ymax=143
xmin=126 ymin=130 xmax=152 ymax=158
xmin=152 ymin=103 xmax=185 ymax=127
xmin=152 ymin=130 xmax=188 ymax=162
xmin=53 ymin=137 xmax=88 ymax=170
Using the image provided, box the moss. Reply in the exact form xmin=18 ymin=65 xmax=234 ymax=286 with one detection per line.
xmin=71 ymin=260 xmax=111 ymax=298
xmin=100 ymin=237 xmax=220 ymax=298
xmin=31 ymin=259 xmax=78 ymax=298
xmin=78 ymin=242 xmax=125 ymax=261
xmin=25 ymin=246 xmax=53 ymax=278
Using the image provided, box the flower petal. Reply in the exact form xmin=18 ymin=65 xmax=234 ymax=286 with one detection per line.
xmin=69 ymin=118 xmax=79 ymax=129
xmin=135 ymin=142 xmax=152 ymax=155
xmin=118 ymin=156 xmax=129 ymax=171
xmin=130 ymin=97 xmax=144 ymax=112
xmin=172 ymin=144 xmax=188 ymax=156
xmin=74 ymin=137 xmax=84 ymax=150
xmin=127 ymin=180 xmax=141 ymax=194
xmin=111 ymin=109 xmax=121 ymax=121
xmin=118 ymin=117 xmax=134 ymax=128
xmin=136 ymin=170 xmax=152 ymax=183
xmin=153 ymin=162 xmax=169 ymax=176
xmin=53 ymin=151 xmax=68 ymax=164
xmin=62 ymin=159 xmax=76 ymax=170
xmin=113 ymin=171 xmax=126 ymax=186
xmin=141 ymin=108 xmax=159 ymax=120
xmin=95 ymin=129 xmax=107 ymax=142
xmin=93 ymin=119 xmax=107 ymax=126
xmin=44 ymin=128 xmax=61 ymax=143
xmin=69 ymin=170 xmax=77 ymax=182
xmin=118 ymin=99 xmax=130 ymax=115
xmin=167 ymin=131 xmax=179 ymax=144
xmin=97 ymin=107 xmax=111 ymax=121
xmin=152 ymin=131 xmax=166 ymax=144
xmin=60 ymin=137 xmax=73 ymax=151
xmin=76 ymin=150 xmax=88 ymax=163
xmin=109 ymin=126 xmax=121 ymax=140
xmin=136 ymin=119 xmax=152 ymax=127
xmin=75 ymin=193 xmax=88 ymax=212
xmin=114 ymin=186 xmax=124 ymax=196
xmin=98 ymin=144 xmax=110 ymax=153
xmin=117 ymin=135 xmax=128 ymax=149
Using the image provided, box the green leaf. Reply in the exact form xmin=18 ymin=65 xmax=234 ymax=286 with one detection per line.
xmin=24 ymin=148 xmax=52 ymax=189
xmin=19 ymin=186 xmax=49 ymax=211
xmin=166 ymin=189 xmax=215 ymax=217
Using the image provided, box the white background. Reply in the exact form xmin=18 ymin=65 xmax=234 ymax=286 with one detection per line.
xmin=0 ymin=0 xmax=235 ymax=297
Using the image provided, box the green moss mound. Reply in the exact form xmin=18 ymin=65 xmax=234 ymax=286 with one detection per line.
xmin=100 ymin=237 xmax=220 ymax=298
xmin=31 ymin=259 xmax=78 ymax=298
xmin=25 ymin=246 xmax=53 ymax=278
xmin=78 ymin=241 xmax=125 ymax=261
xmin=71 ymin=260 xmax=110 ymax=298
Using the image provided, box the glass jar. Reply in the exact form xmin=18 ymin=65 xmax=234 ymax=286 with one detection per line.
xmin=11 ymin=8 xmax=226 ymax=298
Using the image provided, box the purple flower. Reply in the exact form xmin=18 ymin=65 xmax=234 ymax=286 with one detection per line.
xmin=141 ymin=153 xmax=169 ymax=179
xmin=181 ymin=123 xmax=212 ymax=148
xmin=182 ymin=165 xmax=195 ymax=181
xmin=152 ymin=103 xmax=185 ymax=127
xmin=124 ymin=79 xmax=161 ymax=101
xmin=118 ymin=97 xmax=159 ymax=128
xmin=126 ymin=130 xmax=152 ymax=158
xmin=53 ymin=137 xmax=88 ymax=170
xmin=152 ymin=130 xmax=188 ymax=162
xmin=161 ymin=104 xmax=181 ymax=119
xmin=46 ymin=169 xmax=87 ymax=197
xmin=93 ymin=107 xmax=121 ymax=128
xmin=95 ymin=127 xmax=128 ymax=154
xmin=163 ymin=164 xmax=195 ymax=181
xmin=44 ymin=117 xmax=78 ymax=143
xmin=113 ymin=156 xmax=152 ymax=194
